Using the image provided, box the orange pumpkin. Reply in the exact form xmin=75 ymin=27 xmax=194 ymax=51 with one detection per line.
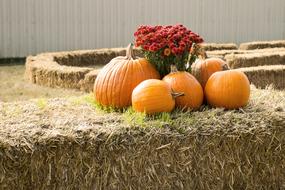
xmin=132 ymin=79 xmax=181 ymax=114
xmin=94 ymin=44 xmax=160 ymax=108
xmin=205 ymin=70 xmax=250 ymax=109
xmin=191 ymin=58 xmax=229 ymax=88
xmin=163 ymin=71 xmax=203 ymax=109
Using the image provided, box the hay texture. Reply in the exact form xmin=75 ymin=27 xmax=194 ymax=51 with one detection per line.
xmin=25 ymin=44 xmax=237 ymax=92
xmin=225 ymin=52 xmax=285 ymax=69
xmin=237 ymin=65 xmax=285 ymax=90
xmin=201 ymin=43 xmax=238 ymax=51
xmin=52 ymin=48 xmax=143 ymax=66
xmin=25 ymin=48 xmax=143 ymax=92
xmin=0 ymin=88 xmax=284 ymax=189
xmin=207 ymin=48 xmax=285 ymax=59
xmin=25 ymin=43 xmax=285 ymax=93
xmin=239 ymin=40 xmax=285 ymax=50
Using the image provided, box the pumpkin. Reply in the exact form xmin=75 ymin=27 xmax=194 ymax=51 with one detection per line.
xmin=191 ymin=57 xmax=229 ymax=88
xmin=205 ymin=70 xmax=250 ymax=109
xmin=94 ymin=44 xmax=160 ymax=108
xmin=163 ymin=71 xmax=203 ymax=109
xmin=132 ymin=79 xmax=182 ymax=114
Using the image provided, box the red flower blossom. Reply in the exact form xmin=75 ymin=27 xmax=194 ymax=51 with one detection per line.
xmin=134 ymin=24 xmax=203 ymax=55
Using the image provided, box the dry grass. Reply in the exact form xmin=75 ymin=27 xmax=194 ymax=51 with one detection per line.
xmin=0 ymin=63 xmax=84 ymax=102
xmin=0 ymin=87 xmax=284 ymax=189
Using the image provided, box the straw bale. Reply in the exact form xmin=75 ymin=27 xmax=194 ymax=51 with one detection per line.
xmin=80 ymin=69 xmax=100 ymax=92
xmin=52 ymin=48 xmax=144 ymax=66
xmin=239 ymin=40 xmax=285 ymax=50
xmin=25 ymin=48 xmax=144 ymax=92
xmin=52 ymin=48 xmax=125 ymax=66
xmin=201 ymin=43 xmax=238 ymax=51
xmin=25 ymin=46 xmax=285 ymax=94
xmin=237 ymin=65 xmax=285 ymax=89
xmin=0 ymin=87 xmax=284 ymax=189
xmin=225 ymin=52 xmax=285 ymax=69
xmin=25 ymin=55 xmax=94 ymax=90
xmin=207 ymin=47 xmax=285 ymax=59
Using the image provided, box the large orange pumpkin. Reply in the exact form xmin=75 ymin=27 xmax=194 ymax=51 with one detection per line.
xmin=94 ymin=44 xmax=160 ymax=108
xmin=191 ymin=58 xmax=229 ymax=88
xmin=205 ymin=70 xmax=250 ymax=109
xmin=132 ymin=79 xmax=181 ymax=114
xmin=163 ymin=71 xmax=203 ymax=109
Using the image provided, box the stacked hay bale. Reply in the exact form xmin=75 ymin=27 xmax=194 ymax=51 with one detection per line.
xmin=25 ymin=41 xmax=285 ymax=91
xmin=25 ymin=55 xmax=94 ymax=90
xmin=237 ymin=65 xmax=285 ymax=89
xmin=206 ymin=48 xmax=285 ymax=59
xmin=26 ymin=48 xmax=129 ymax=92
xmin=212 ymin=41 xmax=285 ymax=90
xmin=225 ymin=52 xmax=285 ymax=69
xmin=201 ymin=43 xmax=238 ymax=51
xmin=239 ymin=40 xmax=285 ymax=50
xmin=0 ymin=88 xmax=284 ymax=189
xmin=25 ymin=48 xmax=144 ymax=92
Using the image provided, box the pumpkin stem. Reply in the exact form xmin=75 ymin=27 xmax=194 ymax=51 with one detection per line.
xmin=198 ymin=46 xmax=208 ymax=60
xmin=170 ymin=64 xmax=178 ymax=73
xmin=222 ymin=63 xmax=230 ymax=70
xmin=171 ymin=92 xmax=184 ymax=98
xmin=126 ymin=43 xmax=135 ymax=59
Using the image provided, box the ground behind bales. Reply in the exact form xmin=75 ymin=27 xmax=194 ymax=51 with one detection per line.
xmin=0 ymin=62 xmax=86 ymax=102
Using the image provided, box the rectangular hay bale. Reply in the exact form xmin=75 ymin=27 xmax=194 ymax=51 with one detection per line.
xmin=52 ymin=48 xmax=144 ymax=66
xmin=237 ymin=65 xmax=285 ymax=89
xmin=0 ymin=89 xmax=285 ymax=190
xmin=207 ymin=48 xmax=285 ymax=59
xmin=239 ymin=40 xmax=285 ymax=50
xmin=225 ymin=52 xmax=285 ymax=69
xmin=201 ymin=43 xmax=238 ymax=51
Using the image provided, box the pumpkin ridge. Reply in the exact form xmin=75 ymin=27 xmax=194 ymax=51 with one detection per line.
xmin=94 ymin=44 xmax=160 ymax=109
xmin=163 ymin=71 xmax=203 ymax=109
xmin=205 ymin=70 xmax=250 ymax=109
xmin=95 ymin=60 xmax=117 ymax=105
xmin=136 ymin=87 xmax=170 ymax=100
xmin=132 ymin=79 xmax=175 ymax=114
xmin=118 ymin=59 xmax=132 ymax=106
xmin=137 ymin=59 xmax=147 ymax=81
xmin=104 ymin=60 xmax=123 ymax=106
xmin=186 ymin=72 xmax=200 ymax=85
xmin=110 ymin=60 xmax=127 ymax=107
xmin=132 ymin=60 xmax=141 ymax=90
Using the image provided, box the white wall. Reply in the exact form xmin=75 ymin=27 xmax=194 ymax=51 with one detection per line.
xmin=0 ymin=0 xmax=285 ymax=58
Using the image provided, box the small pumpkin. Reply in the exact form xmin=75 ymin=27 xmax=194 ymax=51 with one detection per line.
xmin=132 ymin=79 xmax=182 ymax=114
xmin=94 ymin=44 xmax=160 ymax=108
xmin=163 ymin=70 xmax=203 ymax=109
xmin=205 ymin=70 xmax=250 ymax=109
xmin=191 ymin=57 xmax=229 ymax=88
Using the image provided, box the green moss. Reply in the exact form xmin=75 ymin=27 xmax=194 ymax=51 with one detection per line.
xmin=122 ymin=107 xmax=147 ymax=126
xmin=36 ymin=98 xmax=47 ymax=110
xmin=83 ymin=94 xmax=117 ymax=113
xmin=122 ymin=108 xmax=175 ymax=128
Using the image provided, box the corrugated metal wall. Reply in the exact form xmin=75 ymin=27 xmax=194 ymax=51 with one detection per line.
xmin=0 ymin=0 xmax=285 ymax=58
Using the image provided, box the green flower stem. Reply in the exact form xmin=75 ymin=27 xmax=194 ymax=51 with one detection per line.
xmin=143 ymin=48 xmax=199 ymax=77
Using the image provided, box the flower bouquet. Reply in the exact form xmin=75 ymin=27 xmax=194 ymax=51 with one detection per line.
xmin=134 ymin=24 xmax=204 ymax=76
